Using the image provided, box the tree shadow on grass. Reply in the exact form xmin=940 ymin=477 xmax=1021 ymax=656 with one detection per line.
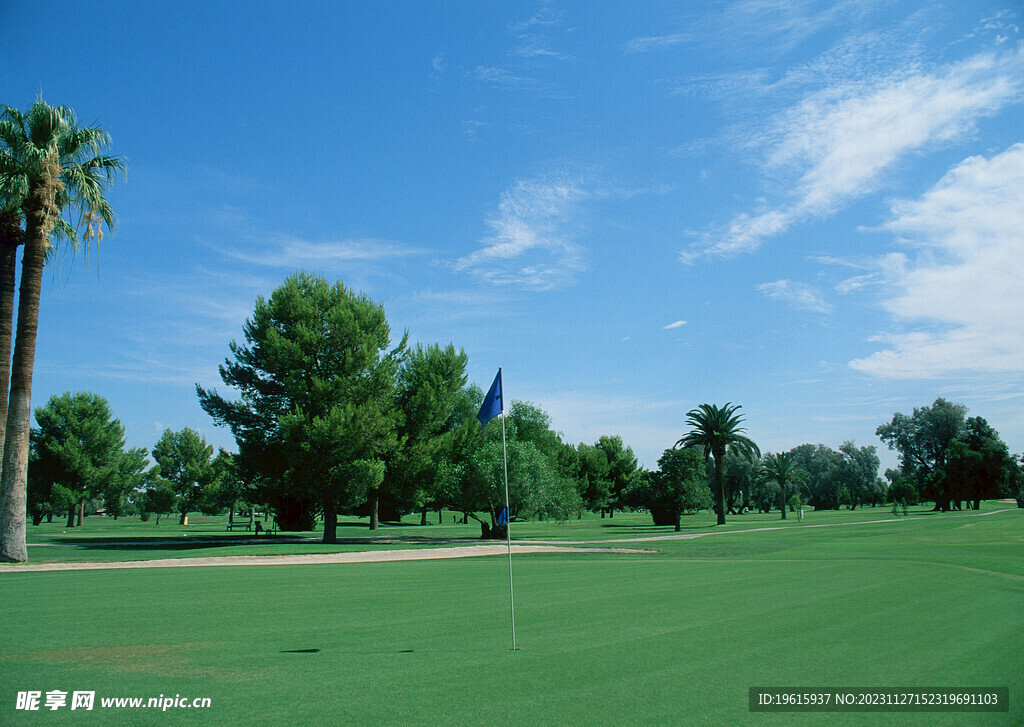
xmin=599 ymin=523 xmax=716 ymax=534
xmin=36 ymin=534 xmax=481 ymax=552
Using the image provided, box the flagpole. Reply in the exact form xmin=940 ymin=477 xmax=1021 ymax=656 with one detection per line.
xmin=500 ymin=372 xmax=517 ymax=651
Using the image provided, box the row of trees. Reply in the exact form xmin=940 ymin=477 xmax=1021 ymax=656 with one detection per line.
xmin=1 ymin=99 xmax=124 ymax=561
xmin=192 ymin=271 xmax=651 ymax=541
xmin=18 ymin=271 xmax=1024 ymax=543
xmin=24 ymin=287 xmax=1023 ymax=543
xmin=26 ymin=391 xmax=241 ymax=528
xmin=24 ymin=387 xmax=1024 ymax=539
xmin=629 ymin=399 xmax=1023 ymax=528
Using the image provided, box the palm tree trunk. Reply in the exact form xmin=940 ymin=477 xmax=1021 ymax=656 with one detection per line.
xmin=0 ymin=211 xmax=48 ymax=562
xmin=0 ymin=211 xmax=20 ymax=468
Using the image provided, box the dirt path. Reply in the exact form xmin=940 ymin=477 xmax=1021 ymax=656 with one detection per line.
xmin=0 ymin=544 xmax=649 ymax=573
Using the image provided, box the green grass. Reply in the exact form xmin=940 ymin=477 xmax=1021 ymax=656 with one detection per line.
xmin=3 ymin=505 xmax=1022 ymax=725
xmin=23 ymin=502 xmax=1016 ymax=562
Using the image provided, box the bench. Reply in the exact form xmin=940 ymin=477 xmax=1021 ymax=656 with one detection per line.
xmin=226 ymin=521 xmax=252 ymax=531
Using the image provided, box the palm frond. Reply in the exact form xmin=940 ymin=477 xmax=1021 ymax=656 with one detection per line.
xmin=1 ymin=99 xmax=123 ymax=260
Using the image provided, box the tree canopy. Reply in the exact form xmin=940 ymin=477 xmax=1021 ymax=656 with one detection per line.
xmin=626 ymin=446 xmax=710 ymax=530
xmin=151 ymin=427 xmax=216 ymax=525
xmin=877 ymin=399 xmax=1014 ymax=511
xmin=28 ymin=392 xmax=129 ymax=527
xmin=197 ymin=272 xmax=406 ymax=541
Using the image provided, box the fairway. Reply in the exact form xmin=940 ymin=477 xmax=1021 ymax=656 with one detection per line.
xmin=2 ymin=507 xmax=1022 ymax=726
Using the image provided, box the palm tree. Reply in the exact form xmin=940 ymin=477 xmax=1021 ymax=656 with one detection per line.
xmin=0 ymin=100 xmax=123 ymax=562
xmin=758 ymin=451 xmax=808 ymax=520
xmin=676 ymin=403 xmax=759 ymax=526
xmin=0 ymin=115 xmax=78 ymax=475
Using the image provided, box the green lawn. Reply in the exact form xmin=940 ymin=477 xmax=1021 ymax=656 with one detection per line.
xmin=22 ymin=502 xmax=1016 ymax=562
xmin=3 ymin=505 xmax=1022 ymax=725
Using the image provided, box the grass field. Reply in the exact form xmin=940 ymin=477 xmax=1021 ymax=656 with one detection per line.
xmin=2 ymin=504 xmax=1022 ymax=725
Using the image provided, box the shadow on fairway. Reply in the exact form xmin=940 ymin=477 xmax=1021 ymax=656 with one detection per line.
xmin=37 ymin=534 xmax=482 ymax=551
xmin=599 ymin=523 xmax=713 ymax=534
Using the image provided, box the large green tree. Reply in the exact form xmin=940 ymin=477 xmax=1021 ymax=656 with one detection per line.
xmin=151 ymin=427 xmax=216 ymax=525
xmin=449 ymin=398 xmax=582 ymax=535
xmin=142 ymin=480 xmax=178 ymax=525
xmin=838 ymin=442 xmax=882 ymax=510
xmin=29 ymin=392 xmax=128 ymax=527
xmin=946 ymin=417 xmax=1014 ymax=510
xmin=677 ymin=403 xmax=760 ymax=526
xmin=103 ymin=446 xmax=149 ymax=520
xmin=198 ymin=272 xmax=406 ymax=542
xmin=575 ymin=442 xmax=612 ymax=513
xmin=596 ymin=435 xmax=640 ymax=517
xmin=627 ymin=446 xmax=710 ymax=530
xmin=0 ymin=100 xmax=123 ymax=562
xmin=386 ymin=343 xmax=469 ymax=523
xmin=465 ymin=418 xmax=581 ymax=532
xmin=789 ymin=444 xmax=845 ymax=510
xmin=877 ymin=398 xmax=967 ymax=511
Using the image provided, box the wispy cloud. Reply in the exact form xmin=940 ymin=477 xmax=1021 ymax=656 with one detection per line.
xmin=455 ymin=175 xmax=588 ymax=290
xmin=627 ymin=0 xmax=873 ymax=56
xmin=663 ymin=320 xmax=687 ymax=329
xmin=683 ymin=47 xmax=1024 ymax=263
xmin=468 ymin=66 xmax=543 ymax=91
xmin=220 ymin=236 xmax=422 ymax=268
xmin=624 ymin=32 xmax=689 ymax=54
xmin=757 ymin=280 xmax=833 ymax=314
xmin=850 ymin=143 xmax=1024 ymax=378
xmin=467 ymin=6 xmax=569 ymax=90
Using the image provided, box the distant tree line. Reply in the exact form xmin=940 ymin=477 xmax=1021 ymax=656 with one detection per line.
xmin=23 ymin=275 xmax=1024 ymax=539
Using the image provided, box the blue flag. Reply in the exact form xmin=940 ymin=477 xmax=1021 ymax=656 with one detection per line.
xmin=497 ymin=507 xmax=508 ymax=527
xmin=477 ymin=368 xmax=503 ymax=427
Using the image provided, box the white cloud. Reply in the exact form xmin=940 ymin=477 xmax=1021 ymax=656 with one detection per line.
xmin=684 ymin=47 xmax=1024 ymax=262
xmin=757 ymin=279 xmax=833 ymax=314
xmin=624 ymin=32 xmax=688 ymax=54
xmin=455 ymin=175 xmax=587 ymax=290
xmin=850 ymin=143 xmax=1024 ymax=378
xmin=663 ymin=320 xmax=687 ymax=329
xmin=627 ymin=0 xmax=871 ymax=56
xmin=835 ymin=273 xmax=883 ymax=294
xmin=682 ymin=209 xmax=790 ymax=262
xmin=468 ymin=66 xmax=539 ymax=90
xmin=222 ymin=237 xmax=421 ymax=268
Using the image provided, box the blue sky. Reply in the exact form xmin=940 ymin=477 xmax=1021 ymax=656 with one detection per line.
xmin=2 ymin=1 xmax=1022 ymax=471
